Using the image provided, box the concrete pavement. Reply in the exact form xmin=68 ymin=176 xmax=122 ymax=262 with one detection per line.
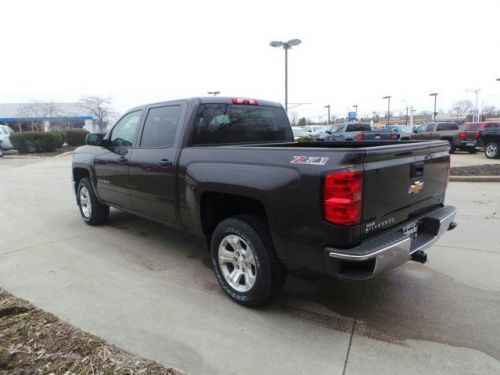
xmin=0 ymin=156 xmax=499 ymax=375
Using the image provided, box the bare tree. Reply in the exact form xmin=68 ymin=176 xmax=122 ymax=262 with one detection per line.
xmin=451 ymin=100 xmax=474 ymax=116
xmin=78 ymin=96 xmax=115 ymax=133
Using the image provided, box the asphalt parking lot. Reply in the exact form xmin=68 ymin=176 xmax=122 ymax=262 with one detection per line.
xmin=0 ymin=155 xmax=499 ymax=375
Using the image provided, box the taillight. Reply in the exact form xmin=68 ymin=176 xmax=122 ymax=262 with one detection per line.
xmin=324 ymin=170 xmax=363 ymax=226
xmin=232 ymin=98 xmax=258 ymax=105
xmin=474 ymin=131 xmax=480 ymax=139
xmin=356 ymin=133 xmax=364 ymax=141
xmin=459 ymin=131 xmax=466 ymax=141
xmin=390 ymin=133 xmax=398 ymax=140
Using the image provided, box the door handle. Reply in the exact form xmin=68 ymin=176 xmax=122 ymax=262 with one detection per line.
xmin=118 ymin=156 xmax=128 ymax=163
xmin=159 ymin=159 xmax=173 ymax=167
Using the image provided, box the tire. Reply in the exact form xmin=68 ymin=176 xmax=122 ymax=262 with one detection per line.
xmin=210 ymin=215 xmax=287 ymax=307
xmin=447 ymin=140 xmax=455 ymax=154
xmin=0 ymin=147 xmax=3 ymax=158
xmin=77 ymin=177 xmax=109 ymax=225
xmin=484 ymin=142 xmax=499 ymax=159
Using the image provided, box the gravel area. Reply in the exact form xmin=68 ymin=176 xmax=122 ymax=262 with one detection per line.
xmin=450 ymin=164 xmax=500 ymax=176
xmin=0 ymin=289 xmax=181 ymax=375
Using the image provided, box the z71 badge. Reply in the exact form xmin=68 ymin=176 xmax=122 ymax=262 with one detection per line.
xmin=290 ymin=156 xmax=329 ymax=165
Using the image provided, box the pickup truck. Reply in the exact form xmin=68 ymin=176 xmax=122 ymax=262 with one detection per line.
xmin=411 ymin=122 xmax=474 ymax=154
xmin=477 ymin=125 xmax=500 ymax=158
xmin=320 ymin=123 xmax=398 ymax=141
xmin=72 ymin=97 xmax=457 ymax=307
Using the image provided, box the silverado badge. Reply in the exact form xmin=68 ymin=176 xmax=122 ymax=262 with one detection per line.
xmin=408 ymin=181 xmax=424 ymax=194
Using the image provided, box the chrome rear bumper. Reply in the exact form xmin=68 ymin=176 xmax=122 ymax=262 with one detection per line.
xmin=325 ymin=205 xmax=457 ymax=280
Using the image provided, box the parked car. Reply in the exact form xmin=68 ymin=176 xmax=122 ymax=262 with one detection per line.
xmin=0 ymin=125 xmax=15 ymax=152
xmin=304 ymin=125 xmax=326 ymax=139
xmin=321 ymin=123 xmax=398 ymax=141
xmin=386 ymin=125 xmax=413 ymax=140
xmin=411 ymin=122 xmax=473 ymax=153
xmin=291 ymin=126 xmax=311 ymax=141
xmin=72 ymin=96 xmax=456 ymax=307
xmin=477 ymin=124 xmax=500 ymax=158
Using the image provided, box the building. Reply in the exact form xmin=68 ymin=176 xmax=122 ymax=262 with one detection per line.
xmin=0 ymin=102 xmax=96 ymax=133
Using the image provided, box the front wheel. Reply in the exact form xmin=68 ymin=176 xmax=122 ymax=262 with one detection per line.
xmin=485 ymin=142 xmax=499 ymax=159
xmin=0 ymin=147 xmax=3 ymax=158
xmin=77 ymin=177 xmax=109 ymax=225
xmin=210 ymin=215 xmax=287 ymax=307
xmin=447 ymin=140 xmax=455 ymax=154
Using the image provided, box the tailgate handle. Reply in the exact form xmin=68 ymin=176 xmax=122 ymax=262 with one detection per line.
xmin=411 ymin=162 xmax=424 ymax=178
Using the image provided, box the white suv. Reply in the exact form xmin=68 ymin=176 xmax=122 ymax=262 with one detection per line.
xmin=0 ymin=125 xmax=15 ymax=157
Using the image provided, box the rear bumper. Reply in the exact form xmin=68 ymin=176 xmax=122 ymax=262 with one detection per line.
xmin=458 ymin=140 xmax=477 ymax=148
xmin=324 ymin=205 xmax=457 ymax=281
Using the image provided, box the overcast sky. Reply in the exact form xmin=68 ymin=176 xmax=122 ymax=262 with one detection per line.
xmin=1 ymin=0 xmax=499 ymax=120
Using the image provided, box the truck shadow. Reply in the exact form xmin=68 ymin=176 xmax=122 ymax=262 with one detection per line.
xmin=104 ymin=209 xmax=500 ymax=360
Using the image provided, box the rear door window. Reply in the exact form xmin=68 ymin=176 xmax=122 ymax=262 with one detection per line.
xmin=192 ymin=104 xmax=292 ymax=145
xmin=437 ymin=123 xmax=458 ymax=131
xmin=140 ymin=105 xmax=182 ymax=148
xmin=346 ymin=124 xmax=371 ymax=132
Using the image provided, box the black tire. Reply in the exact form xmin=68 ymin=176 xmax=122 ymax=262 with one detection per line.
xmin=0 ymin=147 xmax=3 ymax=158
xmin=484 ymin=142 xmax=499 ymax=159
xmin=210 ymin=215 xmax=287 ymax=307
xmin=77 ymin=177 xmax=109 ymax=225
xmin=447 ymin=140 xmax=455 ymax=154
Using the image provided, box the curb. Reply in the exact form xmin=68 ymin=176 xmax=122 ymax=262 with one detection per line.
xmin=450 ymin=175 xmax=500 ymax=182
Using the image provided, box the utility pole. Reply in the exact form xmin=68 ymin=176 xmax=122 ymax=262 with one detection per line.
xmin=410 ymin=106 xmax=416 ymax=126
xmin=324 ymin=104 xmax=331 ymax=124
xmin=402 ymin=100 xmax=409 ymax=125
xmin=383 ymin=96 xmax=392 ymax=125
xmin=352 ymin=105 xmax=358 ymax=120
xmin=429 ymin=93 xmax=438 ymax=121
xmin=454 ymin=107 xmax=460 ymax=122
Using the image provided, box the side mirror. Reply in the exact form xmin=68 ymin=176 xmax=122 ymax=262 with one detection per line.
xmin=85 ymin=133 xmax=106 ymax=146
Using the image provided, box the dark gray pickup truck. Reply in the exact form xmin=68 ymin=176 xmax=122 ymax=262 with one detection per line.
xmin=72 ymin=97 xmax=457 ymax=306
xmin=320 ymin=123 xmax=398 ymax=141
xmin=411 ymin=122 xmax=474 ymax=153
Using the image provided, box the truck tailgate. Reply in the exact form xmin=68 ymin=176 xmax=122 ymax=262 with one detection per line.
xmin=361 ymin=141 xmax=449 ymax=238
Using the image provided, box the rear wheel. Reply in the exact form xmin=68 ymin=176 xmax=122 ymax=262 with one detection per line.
xmin=210 ymin=215 xmax=287 ymax=307
xmin=447 ymin=140 xmax=455 ymax=154
xmin=485 ymin=142 xmax=499 ymax=159
xmin=77 ymin=177 xmax=109 ymax=225
xmin=0 ymin=146 xmax=3 ymax=158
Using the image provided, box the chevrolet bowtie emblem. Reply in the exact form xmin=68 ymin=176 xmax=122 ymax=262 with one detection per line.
xmin=408 ymin=181 xmax=424 ymax=194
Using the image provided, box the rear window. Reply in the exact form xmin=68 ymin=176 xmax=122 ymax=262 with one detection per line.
xmin=192 ymin=104 xmax=293 ymax=145
xmin=465 ymin=123 xmax=480 ymax=130
xmin=437 ymin=123 xmax=458 ymax=131
xmin=485 ymin=122 xmax=500 ymax=129
xmin=345 ymin=124 xmax=371 ymax=132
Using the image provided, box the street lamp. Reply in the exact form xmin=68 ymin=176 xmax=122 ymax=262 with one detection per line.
xmin=207 ymin=91 xmax=220 ymax=96
xmin=429 ymin=93 xmax=438 ymax=121
xmin=325 ymin=104 xmax=331 ymax=124
xmin=270 ymin=39 xmax=302 ymax=113
xmin=352 ymin=105 xmax=358 ymax=120
xmin=466 ymin=89 xmax=481 ymax=121
xmin=383 ymin=96 xmax=391 ymax=125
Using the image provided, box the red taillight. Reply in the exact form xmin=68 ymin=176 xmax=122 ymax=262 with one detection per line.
xmin=459 ymin=131 xmax=466 ymax=141
xmin=356 ymin=133 xmax=364 ymax=141
xmin=390 ymin=133 xmax=398 ymax=140
xmin=232 ymin=97 xmax=258 ymax=105
xmin=474 ymin=131 xmax=480 ymax=139
xmin=324 ymin=170 xmax=363 ymax=226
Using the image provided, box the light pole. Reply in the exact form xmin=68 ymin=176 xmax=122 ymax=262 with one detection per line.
xmin=352 ymin=105 xmax=358 ymax=120
xmin=429 ymin=93 xmax=438 ymax=121
xmin=454 ymin=107 xmax=460 ymax=122
xmin=325 ymin=104 xmax=331 ymax=124
xmin=207 ymin=91 xmax=220 ymax=96
xmin=383 ymin=96 xmax=391 ymax=125
xmin=466 ymin=89 xmax=481 ymax=121
xmin=402 ymin=100 xmax=409 ymax=125
xmin=270 ymin=39 xmax=302 ymax=113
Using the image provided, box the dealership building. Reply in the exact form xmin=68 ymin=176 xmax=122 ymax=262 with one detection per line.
xmin=0 ymin=103 xmax=97 ymax=132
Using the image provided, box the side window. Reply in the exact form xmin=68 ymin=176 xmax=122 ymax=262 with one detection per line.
xmin=110 ymin=111 xmax=143 ymax=147
xmin=140 ymin=106 xmax=182 ymax=148
xmin=437 ymin=123 xmax=458 ymax=131
xmin=416 ymin=125 xmax=429 ymax=133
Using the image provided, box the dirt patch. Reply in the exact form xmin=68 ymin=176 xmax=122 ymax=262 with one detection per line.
xmin=0 ymin=288 xmax=182 ymax=375
xmin=450 ymin=164 xmax=500 ymax=176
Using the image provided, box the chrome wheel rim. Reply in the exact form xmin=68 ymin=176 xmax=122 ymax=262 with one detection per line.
xmin=79 ymin=186 xmax=92 ymax=219
xmin=218 ymin=235 xmax=257 ymax=292
xmin=486 ymin=144 xmax=497 ymax=158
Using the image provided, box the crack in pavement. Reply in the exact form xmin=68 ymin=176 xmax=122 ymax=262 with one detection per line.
xmin=342 ymin=282 xmax=365 ymax=375
xmin=0 ymin=233 xmax=89 ymax=256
